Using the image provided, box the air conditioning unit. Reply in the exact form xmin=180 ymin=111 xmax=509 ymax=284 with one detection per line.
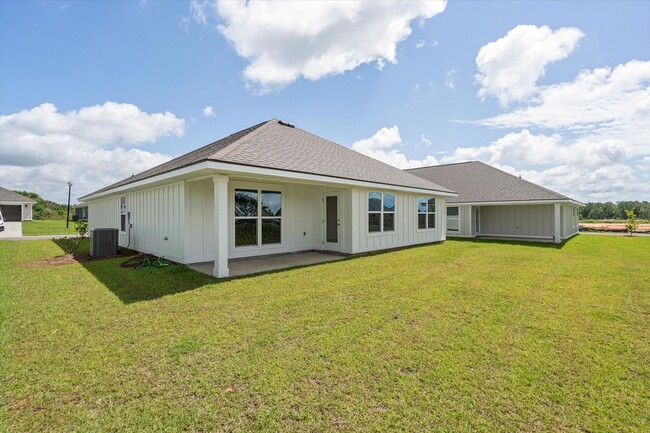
xmin=90 ymin=228 xmax=118 ymax=257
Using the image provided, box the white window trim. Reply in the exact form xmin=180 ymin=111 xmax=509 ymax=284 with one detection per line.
xmin=233 ymin=187 xmax=284 ymax=249
xmin=417 ymin=196 xmax=437 ymax=231
xmin=367 ymin=191 xmax=396 ymax=234
xmin=119 ymin=196 xmax=127 ymax=233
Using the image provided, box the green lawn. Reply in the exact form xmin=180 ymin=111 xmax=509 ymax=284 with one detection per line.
xmin=1 ymin=236 xmax=648 ymax=432
xmin=21 ymin=220 xmax=77 ymax=236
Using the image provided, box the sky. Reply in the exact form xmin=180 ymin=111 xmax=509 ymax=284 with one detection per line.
xmin=0 ymin=0 xmax=649 ymax=204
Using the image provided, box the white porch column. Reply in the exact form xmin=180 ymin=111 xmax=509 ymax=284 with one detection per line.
xmin=213 ymin=174 xmax=229 ymax=278
xmin=553 ymin=203 xmax=561 ymax=243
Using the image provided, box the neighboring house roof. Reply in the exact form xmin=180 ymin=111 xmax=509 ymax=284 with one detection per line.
xmin=85 ymin=119 xmax=454 ymax=198
xmin=407 ymin=161 xmax=578 ymax=204
xmin=0 ymin=187 xmax=37 ymax=203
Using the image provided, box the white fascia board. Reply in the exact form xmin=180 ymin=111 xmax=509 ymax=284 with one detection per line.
xmin=205 ymin=161 xmax=458 ymax=196
xmin=80 ymin=160 xmax=458 ymax=201
xmin=448 ymin=199 xmax=583 ymax=207
xmin=0 ymin=200 xmax=34 ymax=205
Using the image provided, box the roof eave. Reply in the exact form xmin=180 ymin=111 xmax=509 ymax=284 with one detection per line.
xmin=79 ymin=160 xmax=458 ymax=202
xmin=447 ymin=198 xmax=584 ymax=206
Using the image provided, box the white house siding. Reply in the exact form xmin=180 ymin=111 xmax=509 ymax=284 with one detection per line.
xmin=446 ymin=204 xmax=473 ymax=237
xmin=87 ymin=183 xmax=184 ymax=262
xmin=88 ymin=196 xmax=120 ymax=233
xmin=562 ymin=205 xmax=579 ymax=239
xmin=226 ymin=180 xmax=335 ymax=260
xmin=183 ymin=179 xmax=354 ymax=262
xmin=350 ymin=188 xmax=444 ymax=254
xmin=480 ymin=204 xmax=554 ymax=240
xmin=127 ymin=182 xmax=184 ymax=262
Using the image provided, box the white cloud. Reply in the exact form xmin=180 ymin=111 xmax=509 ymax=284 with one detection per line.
xmin=351 ymin=126 xmax=439 ymax=169
xmin=475 ymin=24 xmax=584 ymax=106
xmin=440 ymin=129 xmax=648 ymax=202
xmin=202 ymin=105 xmax=215 ymax=117
xmin=477 ymin=60 xmax=650 ymax=150
xmin=445 ymin=69 xmax=456 ymax=89
xmin=420 ymin=134 xmax=432 ymax=147
xmin=442 ymin=129 xmax=630 ymax=168
xmin=416 ymin=40 xmax=426 ymax=49
xmin=212 ymin=0 xmax=447 ymax=92
xmin=451 ymin=54 xmax=650 ymax=202
xmin=0 ymin=102 xmax=183 ymax=203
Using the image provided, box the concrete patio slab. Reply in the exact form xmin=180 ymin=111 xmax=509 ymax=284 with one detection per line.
xmin=189 ymin=251 xmax=346 ymax=278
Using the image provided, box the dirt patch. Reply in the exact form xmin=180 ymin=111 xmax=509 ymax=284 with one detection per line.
xmin=581 ymin=223 xmax=650 ymax=233
xmin=22 ymin=252 xmax=132 ymax=268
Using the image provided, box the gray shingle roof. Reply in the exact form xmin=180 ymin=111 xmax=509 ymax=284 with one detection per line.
xmin=407 ymin=161 xmax=572 ymax=203
xmin=87 ymin=119 xmax=453 ymax=197
xmin=0 ymin=187 xmax=36 ymax=203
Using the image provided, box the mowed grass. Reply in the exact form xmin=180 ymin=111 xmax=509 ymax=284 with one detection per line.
xmin=21 ymin=220 xmax=77 ymax=236
xmin=1 ymin=236 xmax=648 ymax=432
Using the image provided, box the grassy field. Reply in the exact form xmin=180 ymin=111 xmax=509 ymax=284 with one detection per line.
xmin=1 ymin=236 xmax=648 ymax=432
xmin=21 ymin=220 xmax=78 ymax=236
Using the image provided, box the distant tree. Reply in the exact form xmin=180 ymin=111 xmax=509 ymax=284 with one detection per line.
xmin=624 ymin=209 xmax=638 ymax=236
xmin=12 ymin=190 xmax=67 ymax=220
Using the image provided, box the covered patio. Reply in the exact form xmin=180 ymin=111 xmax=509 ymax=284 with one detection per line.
xmin=188 ymin=250 xmax=346 ymax=278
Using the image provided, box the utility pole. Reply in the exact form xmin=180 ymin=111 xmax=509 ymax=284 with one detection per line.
xmin=66 ymin=181 xmax=73 ymax=228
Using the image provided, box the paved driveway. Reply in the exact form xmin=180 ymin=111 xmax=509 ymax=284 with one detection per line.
xmin=0 ymin=221 xmax=22 ymax=238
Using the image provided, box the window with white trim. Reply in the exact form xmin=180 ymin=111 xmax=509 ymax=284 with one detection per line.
xmin=120 ymin=196 xmax=127 ymax=232
xmin=446 ymin=206 xmax=459 ymax=231
xmin=417 ymin=196 xmax=436 ymax=229
xmin=368 ymin=192 xmax=395 ymax=233
xmin=234 ymin=189 xmax=282 ymax=247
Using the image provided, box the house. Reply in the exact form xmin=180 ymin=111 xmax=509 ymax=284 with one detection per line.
xmin=0 ymin=187 xmax=36 ymax=221
xmin=407 ymin=161 xmax=582 ymax=243
xmin=79 ymin=119 xmax=456 ymax=277
xmin=73 ymin=204 xmax=88 ymax=221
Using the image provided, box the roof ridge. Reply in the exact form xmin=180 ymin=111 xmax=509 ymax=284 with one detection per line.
xmin=405 ymin=160 xmax=477 ymax=170
xmin=211 ymin=118 xmax=277 ymax=160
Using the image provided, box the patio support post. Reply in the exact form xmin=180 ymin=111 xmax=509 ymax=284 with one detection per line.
xmin=213 ymin=174 xmax=230 ymax=278
xmin=553 ymin=203 xmax=561 ymax=243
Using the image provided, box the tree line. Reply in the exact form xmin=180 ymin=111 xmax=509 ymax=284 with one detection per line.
xmin=579 ymin=201 xmax=650 ymax=220
xmin=13 ymin=190 xmax=68 ymax=220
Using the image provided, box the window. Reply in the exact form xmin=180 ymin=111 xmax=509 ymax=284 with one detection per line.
xmin=446 ymin=206 xmax=459 ymax=231
xmin=120 ymin=196 xmax=127 ymax=232
xmin=417 ymin=196 xmax=436 ymax=230
xmin=234 ymin=189 xmax=282 ymax=247
xmin=368 ymin=192 xmax=395 ymax=233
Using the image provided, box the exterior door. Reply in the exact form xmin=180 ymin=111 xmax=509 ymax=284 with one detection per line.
xmin=323 ymin=193 xmax=340 ymax=251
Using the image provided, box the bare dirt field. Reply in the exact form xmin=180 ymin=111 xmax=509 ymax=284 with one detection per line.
xmin=581 ymin=222 xmax=650 ymax=233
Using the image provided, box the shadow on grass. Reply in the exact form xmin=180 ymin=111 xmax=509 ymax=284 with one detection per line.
xmin=73 ymin=241 xmax=216 ymax=304
xmin=448 ymin=234 xmax=580 ymax=249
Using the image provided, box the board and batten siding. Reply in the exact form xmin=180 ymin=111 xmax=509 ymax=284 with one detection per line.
xmin=350 ymin=188 xmax=444 ymax=254
xmin=445 ymin=204 xmax=472 ymax=237
xmin=127 ymin=182 xmax=184 ymax=262
xmin=562 ymin=204 xmax=579 ymax=239
xmin=87 ymin=183 xmax=184 ymax=262
xmin=87 ymin=196 xmax=121 ymax=243
xmin=480 ymin=204 xmax=553 ymax=239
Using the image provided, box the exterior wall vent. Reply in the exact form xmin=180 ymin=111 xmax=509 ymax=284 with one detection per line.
xmin=90 ymin=228 xmax=118 ymax=257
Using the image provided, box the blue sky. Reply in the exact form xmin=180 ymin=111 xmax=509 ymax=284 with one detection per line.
xmin=1 ymin=0 xmax=648 ymax=203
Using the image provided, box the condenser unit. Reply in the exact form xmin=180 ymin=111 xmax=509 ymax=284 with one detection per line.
xmin=90 ymin=228 xmax=118 ymax=257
